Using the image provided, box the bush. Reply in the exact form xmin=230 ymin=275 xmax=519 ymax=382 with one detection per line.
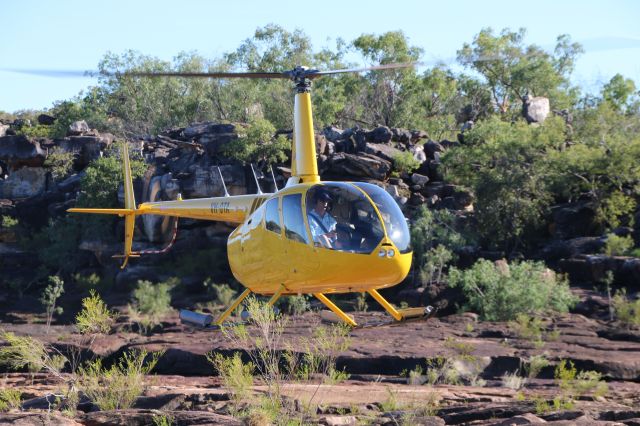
xmin=448 ymin=259 xmax=577 ymax=321
xmin=44 ymin=148 xmax=75 ymax=181
xmin=0 ymin=330 xmax=67 ymax=377
xmin=221 ymin=118 xmax=289 ymax=165
xmin=392 ymin=151 xmax=421 ymax=174
xmin=207 ymin=352 xmax=254 ymax=410
xmin=129 ymin=278 xmax=177 ymax=330
xmin=612 ymin=289 xmax=640 ymax=328
xmin=603 ymin=233 xmax=635 ymax=256
xmin=40 ymin=276 xmax=64 ymax=332
xmin=0 ymin=389 xmax=21 ymax=412
xmin=77 ymin=349 xmax=162 ymax=411
xmin=76 ymin=290 xmax=117 ymax=335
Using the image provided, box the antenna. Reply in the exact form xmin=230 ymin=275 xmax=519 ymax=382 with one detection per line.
xmin=250 ymin=164 xmax=263 ymax=195
xmin=269 ymin=165 xmax=279 ymax=191
xmin=216 ymin=166 xmax=230 ymax=197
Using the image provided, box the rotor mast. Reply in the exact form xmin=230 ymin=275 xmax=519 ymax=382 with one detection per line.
xmin=290 ymin=67 xmax=320 ymax=184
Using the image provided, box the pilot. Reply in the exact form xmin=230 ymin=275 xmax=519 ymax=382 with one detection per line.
xmin=308 ymin=190 xmax=337 ymax=248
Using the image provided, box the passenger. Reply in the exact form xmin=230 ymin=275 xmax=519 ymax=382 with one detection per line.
xmin=334 ymin=223 xmax=353 ymax=251
xmin=308 ymin=190 xmax=337 ymax=248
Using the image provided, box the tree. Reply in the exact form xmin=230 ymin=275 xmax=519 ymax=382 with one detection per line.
xmin=443 ymin=116 xmax=566 ymax=252
xmin=457 ymin=28 xmax=583 ymax=116
xmin=350 ymin=31 xmax=423 ymax=127
xmin=601 ymin=74 xmax=638 ymax=112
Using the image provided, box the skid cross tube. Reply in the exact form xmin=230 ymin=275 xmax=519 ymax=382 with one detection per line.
xmin=215 ymin=288 xmax=251 ymax=325
xmin=314 ymin=293 xmax=357 ymax=327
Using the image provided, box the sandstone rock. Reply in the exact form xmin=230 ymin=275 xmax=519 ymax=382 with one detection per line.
xmin=391 ymin=128 xmax=412 ymax=143
xmin=324 ymin=126 xmax=344 ymax=142
xmin=0 ymin=413 xmax=81 ymax=425
xmin=409 ymin=143 xmax=427 ymax=163
xmin=325 ymin=153 xmax=391 ymax=181
xmin=68 ymin=120 xmax=90 ymax=135
xmin=81 ymin=409 xmax=241 ymax=426
xmin=495 ymin=413 xmax=547 ymax=424
xmin=411 ymin=130 xmax=429 ymax=142
xmin=0 ymin=124 xmax=9 ymax=137
xmin=551 ymin=202 xmax=599 ymax=239
xmin=58 ymin=134 xmax=114 ymax=167
xmin=320 ymin=415 xmax=357 ymax=426
xmin=524 ymin=96 xmax=550 ymax=123
xmin=365 ymin=142 xmax=403 ymax=162
xmin=367 ymin=126 xmax=393 ymax=143
xmin=37 ymin=113 xmax=56 ymax=125
xmin=0 ymin=135 xmax=46 ymax=167
xmin=411 ymin=173 xmax=429 ymax=187
xmin=184 ymin=122 xmax=235 ymax=139
xmin=316 ymin=133 xmax=328 ymax=155
xmin=0 ymin=167 xmax=47 ymax=199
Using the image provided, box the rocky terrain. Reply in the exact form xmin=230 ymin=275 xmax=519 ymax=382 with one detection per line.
xmin=1 ymin=112 xmax=639 ymax=425
xmin=1 ymin=301 xmax=639 ymax=425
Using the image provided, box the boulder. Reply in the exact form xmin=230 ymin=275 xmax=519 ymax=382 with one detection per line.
xmin=365 ymin=142 xmax=403 ymax=162
xmin=57 ymin=134 xmax=114 ymax=167
xmin=37 ymin=113 xmax=56 ymax=125
xmin=411 ymin=173 xmax=430 ymax=187
xmin=411 ymin=141 xmax=427 ymax=158
xmin=523 ymin=96 xmax=550 ymax=123
xmin=366 ymin=126 xmax=393 ymax=143
xmin=0 ymin=135 xmax=46 ymax=168
xmin=0 ymin=167 xmax=47 ymax=199
xmin=423 ymin=140 xmax=444 ymax=160
xmin=181 ymin=164 xmax=244 ymax=198
xmin=391 ymin=127 xmax=412 ymax=143
xmin=316 ymin=134 xmax=328 ymax=155
xmin=551 ymin=202 xmax=599 ymax=239
xmin=325 ymin=152 xmax=391 ymax=181
xmin=67 ymin=120 xmax=90 ymax=135
xmin=323 ymin=126 xmax=344 ymax=142
xmin=0 ymin=124 xmax=9 ymax=137
xmin=183 ymin=122 xmax=236 ymax=139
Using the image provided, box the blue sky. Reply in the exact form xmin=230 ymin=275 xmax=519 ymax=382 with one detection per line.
xmin=1 ymin=0 xmax=639 ymax=112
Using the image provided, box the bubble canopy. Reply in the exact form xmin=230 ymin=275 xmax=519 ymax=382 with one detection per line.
xmin=304 ymin=182 xmax=411 ymax=254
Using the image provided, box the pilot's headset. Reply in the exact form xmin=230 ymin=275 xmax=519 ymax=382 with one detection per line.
xmin=315 ymin=189 xmax=333 ymax=212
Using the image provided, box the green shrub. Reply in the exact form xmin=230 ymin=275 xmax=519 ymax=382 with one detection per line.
xmin=0 ymin=389 xmax=21 ymax=412
xmin=203 ymin=279 xmax=236 ymax=307
xmin=206 ymin=351 xmax=254 ymax=410
xmin=603 ymin=233 xmax=635 ymax=256
xmin=44 ymin=148 xmax=75 ymax=181
xmin=76 ymin=290 xmax=117 ymax=335
xmin=526 ymin=354 xmax=550 ymax=379
xmin=129 ymin=278 xmax=176 ymax=329
xmin=221 ymin=118 xmax=289 ymax=164
xmin=553 ymin=360 xmax=608 ymax=408
xmin=410 ymin=207 xmax=467 ymax=286
xmin=77 ymin=349 xmax=162 ymax=410
xmin=17 ymin=124 xmax=54 ymax=139
xmin=448 ymin=259 xmax=577 ymax=321
xmin=392 ymin=151 xmax=421 ymax=174
xmin=612 ymin=289 xmax=640 ymax=328
xmin=40 ymin=276 xmax=64 ymax=332
xmin=1 ymin=216 xmax=18 ymax=228
xmin=0 ymin=330 xmax=67 ymax=377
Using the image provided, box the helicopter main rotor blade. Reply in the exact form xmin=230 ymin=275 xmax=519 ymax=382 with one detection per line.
xmin=310 ymin=62 xmax=415 ymax=78
xmin=127 ymin=71 xmax=290 ymax=79
xmin=2 ymin=68 xmax=290 ymax=80
xmin=2 ymin=69 xmax=96 ymax=78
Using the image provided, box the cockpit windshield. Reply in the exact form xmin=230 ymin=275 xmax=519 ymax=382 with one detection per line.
xmin=306 ymin=183 xmax=384 ymax=254
xmin=353 ymin=182 xmax=411 ymax=253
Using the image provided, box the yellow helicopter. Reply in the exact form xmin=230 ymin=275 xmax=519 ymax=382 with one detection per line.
xmin=68 ymin=64 xmax=431 ymax=327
